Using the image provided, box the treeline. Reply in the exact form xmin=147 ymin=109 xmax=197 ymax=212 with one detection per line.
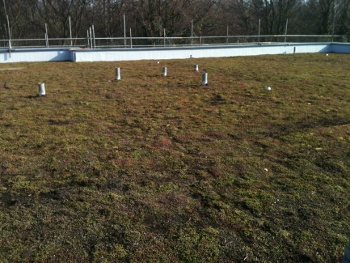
xmin=1 ymin=0 xmax=349 ymax=40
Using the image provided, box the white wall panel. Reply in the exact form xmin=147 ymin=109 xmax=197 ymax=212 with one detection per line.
xmin=0 ymin=43 xmax=347 ymax=63
xmin=72 ymin=43 xmax=331 ymax=62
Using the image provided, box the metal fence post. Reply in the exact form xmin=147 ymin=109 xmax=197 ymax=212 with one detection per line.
xmin=89 ymin=27 xmax=93 ymax=48
xmin=6 ymin=15 xmax=11 ymax=49
xmin=191 ymin=20 xmax=194 ymax=45
xmin=258 ymin=19 xmax=261 ymax=44
xmin=92 ymin=25 xmax=96 ymax=48
xmin=332 ymin=13 xmax=335 ymax=41
xmin=45 ymin=23 xmax=49 ymax=48
xmin=123 ymin=14 xmax=126 ymax=48
xmin=130 ymin=28 xmax=132 ymax=48
xmin=87 ymin=30 xmax=89 ymax=47
xmin=69 ymin=16 xmax=73 ymax=46
xmin=284 ymin=19 xmax=288 ymax=43
xmin=226 ymin=26 xmax=229 ymax=44
xmin=164 ymin=28 xmax=166 ymax=47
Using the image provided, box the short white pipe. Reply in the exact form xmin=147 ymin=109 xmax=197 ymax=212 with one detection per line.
xmin=115 ymin=67 xmax=121 ymax=80
xmin=202 ymin=73 xmax=208 ymax=86
xmin=194 ymin=64 xmax=199 ymax=71
xmin=38 ymin=83 xmax=46 ymax=96
xmin=162 ymin=66 xmax=167 ymax=77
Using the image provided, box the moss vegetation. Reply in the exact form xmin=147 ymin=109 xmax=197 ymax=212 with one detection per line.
xmin=0 ymin=53 xmax=349 ymax=262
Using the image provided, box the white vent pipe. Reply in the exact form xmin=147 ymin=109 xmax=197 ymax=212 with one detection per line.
xmin=162 ymin=66 xmax=167 ymax=77
xmin=201 ymin=73 xmax=208 ymax=86
xmin=38 ymin=83 xmax=46 ymax=96
xmin=115 ymin=67 xmax=121 ymax=80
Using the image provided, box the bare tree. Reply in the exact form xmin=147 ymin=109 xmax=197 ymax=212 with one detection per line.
xmin=0 ymin=0 xmax=348 ymax=43
xmin=215 ymin=0 xmax=259 ymax=36
xmin=251 ymin=0 xmax=298 ymax=35
xmin=335 ymin=0 xmax=350 ymax=34
xmin=125 ymin=0 xmax=218 ymax=38
xmin=0 ymin=0 xmax=8 ymax=39
xmin=88 ymin=0 xmax=126 ymax=37
xmin=20 ymin=0 xmax=90 ymax=39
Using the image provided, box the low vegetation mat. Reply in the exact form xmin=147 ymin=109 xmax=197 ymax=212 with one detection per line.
xmin=0 ymin=54 xmax=349 ymax=262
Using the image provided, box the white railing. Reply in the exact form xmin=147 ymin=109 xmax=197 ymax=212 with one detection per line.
xmin=0 ymin=35 xmax=348 ymax=49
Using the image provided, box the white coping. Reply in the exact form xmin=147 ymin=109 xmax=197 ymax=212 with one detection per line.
xmin=0 ymin=43 xmax=349 ymax=63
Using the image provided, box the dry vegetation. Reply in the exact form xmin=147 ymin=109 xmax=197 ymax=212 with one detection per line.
xmin=0 ymin=53 xmax=349 ymax=262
